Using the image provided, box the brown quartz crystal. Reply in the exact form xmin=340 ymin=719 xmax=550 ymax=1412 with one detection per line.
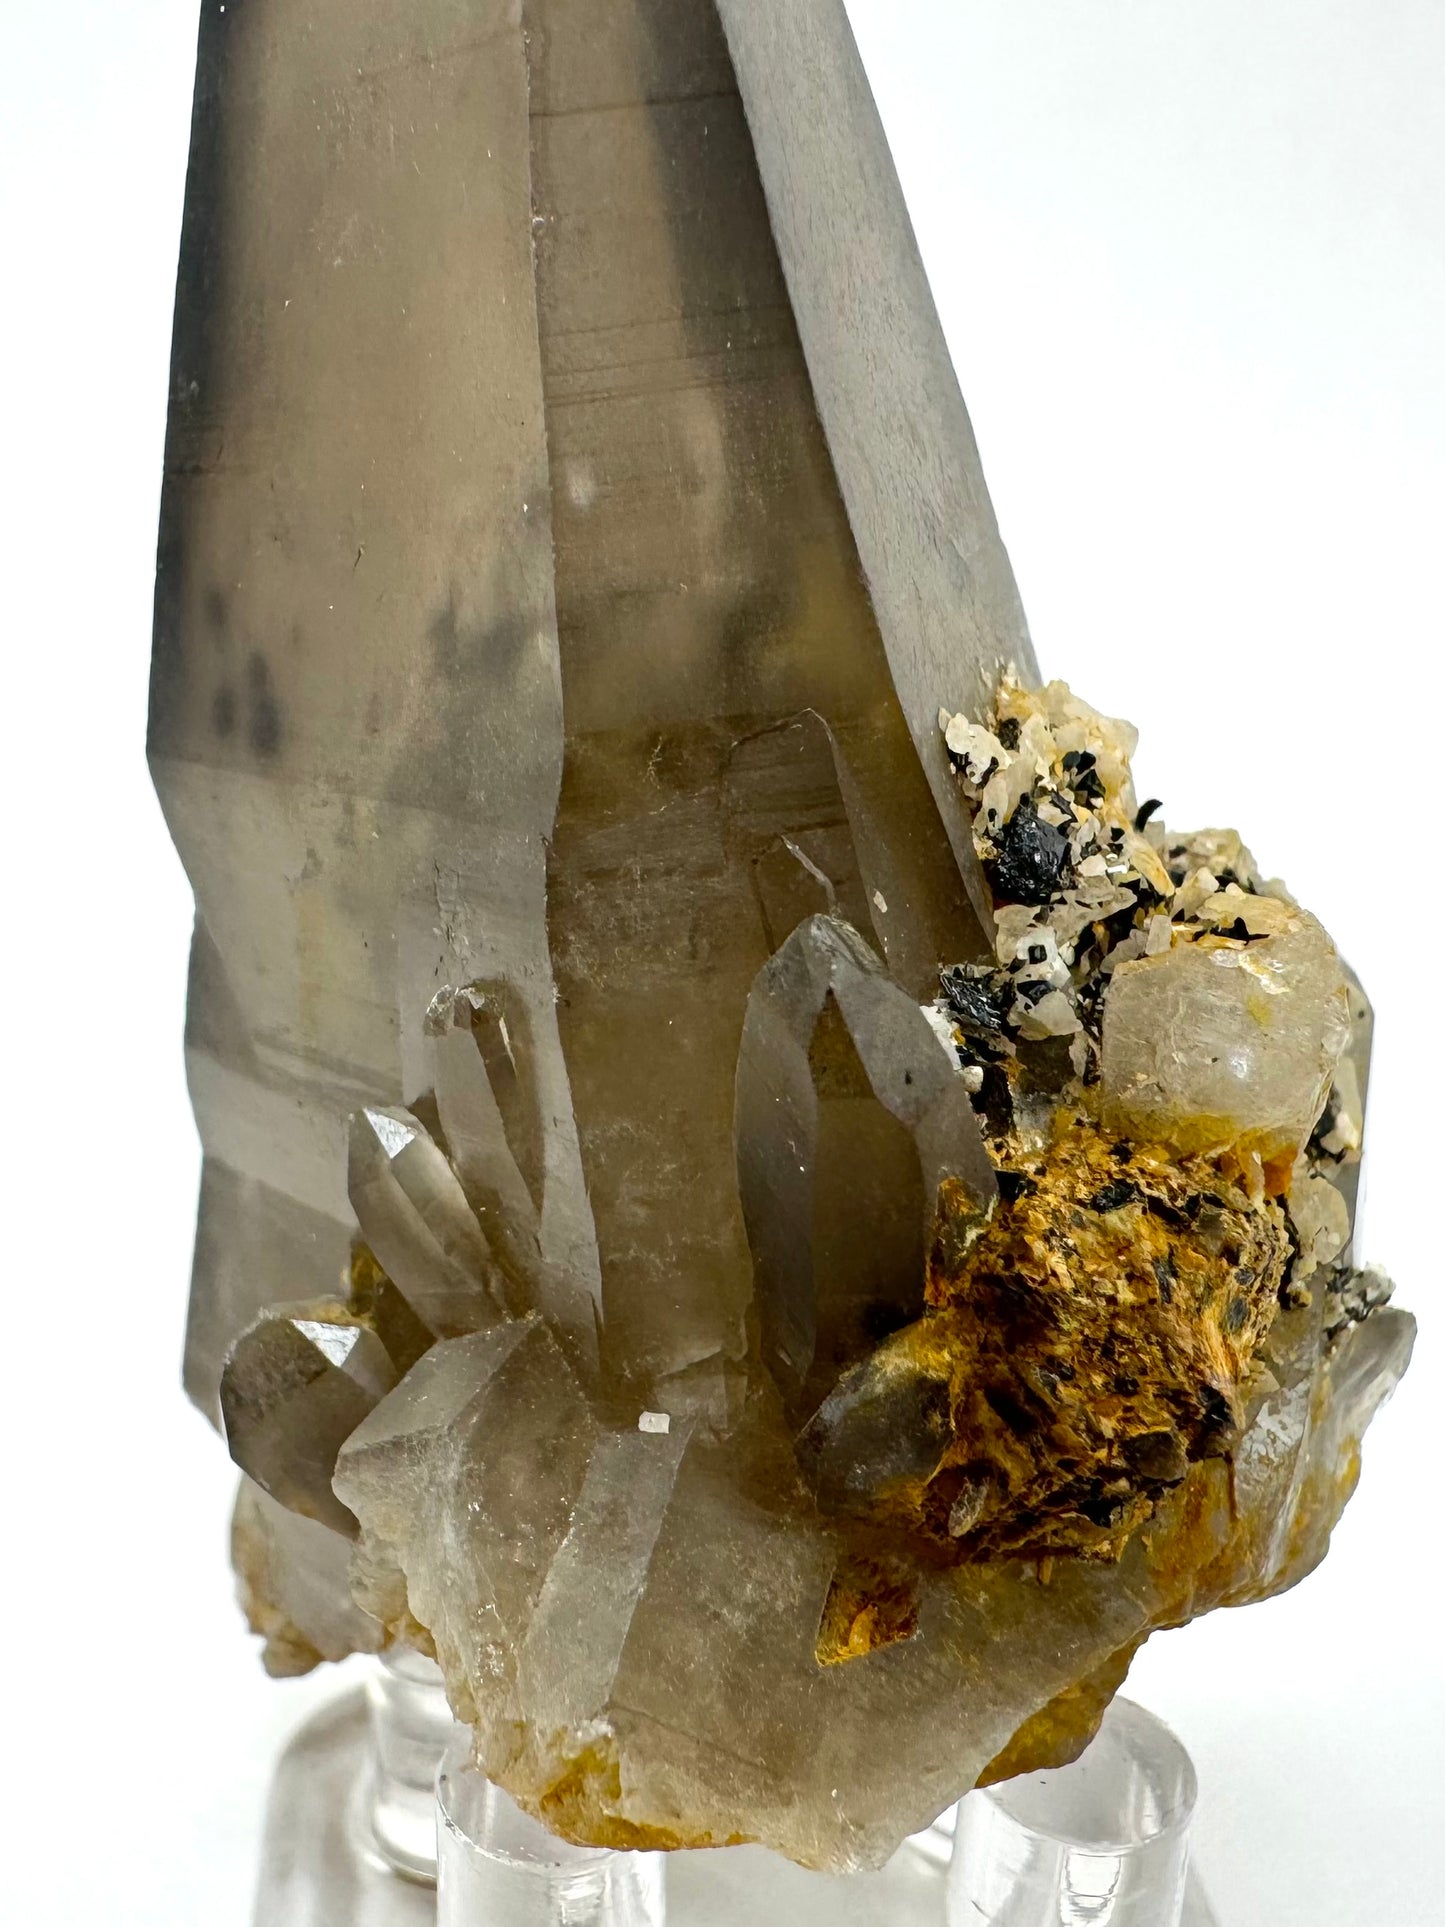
xmin=151 ymin=0 xmax=1411 ymax=1874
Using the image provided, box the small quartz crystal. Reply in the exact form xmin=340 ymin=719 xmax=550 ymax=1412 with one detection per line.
xmin=221 ymin=1302 xmax=398 ymax=1537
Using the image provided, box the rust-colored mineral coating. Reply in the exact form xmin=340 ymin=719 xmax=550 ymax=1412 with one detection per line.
xmin=800 ymin=1124 xmax=1293 ymax=1564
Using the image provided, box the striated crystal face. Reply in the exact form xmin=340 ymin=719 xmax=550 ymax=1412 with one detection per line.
xmin=151 ymin=0 xmax=1411 ymax=1876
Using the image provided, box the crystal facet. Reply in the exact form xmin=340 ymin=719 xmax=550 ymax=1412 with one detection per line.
xmin=736 ymin=912 xmax=997 ymax=1418
xmin=222 ymin=1303 xmax=398 ymax=1536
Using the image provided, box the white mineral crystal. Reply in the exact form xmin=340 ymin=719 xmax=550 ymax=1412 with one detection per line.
xmin=1101 ymin=905 xmax=1353 ymax=1158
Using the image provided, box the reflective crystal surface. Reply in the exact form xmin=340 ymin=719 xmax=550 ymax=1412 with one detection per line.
xmin=222 ymin=1303 xmax=398 ymax=1535
xmin=152 ymin=0 xmax=1411 ymax=1877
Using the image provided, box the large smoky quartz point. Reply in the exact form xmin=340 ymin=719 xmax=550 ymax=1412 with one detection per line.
xmin=151 ymin=0 xmax=1410 ymax=1874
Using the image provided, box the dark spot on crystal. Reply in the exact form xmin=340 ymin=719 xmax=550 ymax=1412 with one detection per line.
xmin=1222 ymin=1296 xmax=1251 ymax=1334
xmin=1085 ymin=1178 xmax=1141 ymax=1213
xmin=1152 ymin=1252 xmax=1178 ymax=1303
xmin=861 ymin=1298 xmax=914 ymax=1343
xmin=1144 ymin=1194 xmax=1190 ymax=1232
xmin=1124 ymin=1429 xmax=1189 ymax=1485
xmin=1196 ymin=1382 xmax=1238 ymax=1451
xmin=1027 ymin=943 xmax=1047 ymax=964
xmin=246 ymin=652 xmax=282 ymax=757
xmin=1223 ymin=917 xmax=1266 ymax=944
xmin=1100 ymin=902 xmax=1141 ymax=953
xmin=995 ymin=1170 xmax=1038 ymax=1205
xmin=997 ymin=717 xmax=1021 ymax=750
xmin=1080 ymin=1494 xmax=1126 ymax=1528
xmin=1060 ymin=752 xmax=1103 ymax=803
xmin=1111 ymin=1140 xmax=1133 ymax=1163
xmin=1113 ymin=1373 xmax=1140 ymax=1396
xmin=985 ymin=1384 xmax=1041 ymax=1437
xmin=976 ymin=1063 xmax=1015 ymax=1138
xmin=986 ymin=795 xmax=1073 ymax=906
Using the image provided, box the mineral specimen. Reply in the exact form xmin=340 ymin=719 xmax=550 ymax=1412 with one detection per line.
xmin=151 ymin=0 xmax=1411 ymax=1878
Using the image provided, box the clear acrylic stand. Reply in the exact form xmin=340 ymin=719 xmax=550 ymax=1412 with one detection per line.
xmin=947 ymin=1698 xmax=1216 ymax=1927
xmin=252 ymin=1652 xmax=454 ymax=1927
xmin=436 ymin=1736 xmax=666 ymax=1925
xmin=252 ymin=1685 xmax=434 ymax=1927
xmin=368 ymin=1652 xmax=461 ymax=1882
xmin=255 ymin=1667 xmax=1218 ymax=1926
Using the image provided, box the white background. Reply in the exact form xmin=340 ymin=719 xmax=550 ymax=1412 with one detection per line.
xmin=1 ymin=2 xmax=1441 ymax=1921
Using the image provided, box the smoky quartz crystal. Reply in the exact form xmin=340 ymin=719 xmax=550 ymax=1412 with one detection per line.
xmin=152 ymin=0 xmax=1410 ymax=1872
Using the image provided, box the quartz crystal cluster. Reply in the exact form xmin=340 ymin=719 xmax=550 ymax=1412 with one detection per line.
xmin=153 ymin=0 xmax=1411 ymax=1877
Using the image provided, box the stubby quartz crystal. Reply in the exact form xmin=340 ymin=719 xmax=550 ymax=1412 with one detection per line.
xmin=153 ymin=0 xmax=1410 ymax=1875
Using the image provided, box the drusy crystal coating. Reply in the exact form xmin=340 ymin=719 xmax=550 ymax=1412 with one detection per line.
xmin=151 ymin=0 xmax=1411 ymax=1874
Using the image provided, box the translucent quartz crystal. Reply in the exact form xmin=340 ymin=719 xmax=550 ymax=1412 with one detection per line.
xmin=736 ymin=914 xmax=997 ymax=1417
xmin=348 ymin=1109 xmax=510 ymax=1340
xmin=222 ymin=1306 xmax=398 ymax=1535
xmin=151 ymin=0 xmax=1022 ymax=1425
xmin=334 ymin=1320 xmax=599 ymax=1696
xmin=151 ymin=0 xmax=1411 ymax=1881
xmin=1102 ymin=902 xmax=1353 ymax=1160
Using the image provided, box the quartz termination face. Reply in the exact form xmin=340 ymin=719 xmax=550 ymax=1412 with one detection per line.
xmin=151 ymin=0 xmax=1410 ymax=1878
